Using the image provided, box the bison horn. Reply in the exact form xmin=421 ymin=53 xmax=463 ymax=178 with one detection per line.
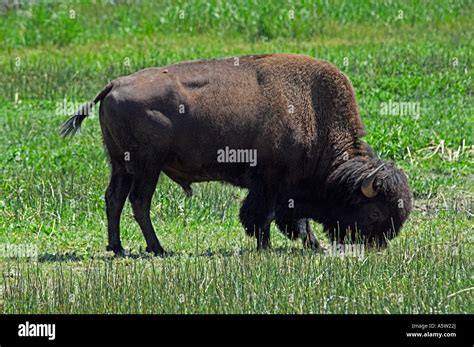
xmin=361 ymin=164 xmax=385 ymax=198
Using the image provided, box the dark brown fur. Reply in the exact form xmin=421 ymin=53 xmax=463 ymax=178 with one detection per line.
xmin=61 ymin=54 xmax=412 ymax=255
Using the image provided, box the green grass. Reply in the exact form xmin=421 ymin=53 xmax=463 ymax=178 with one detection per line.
xmin=0 ymin=0 xmax=473 ymax=314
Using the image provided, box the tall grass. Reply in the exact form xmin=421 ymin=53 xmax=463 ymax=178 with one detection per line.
xmin=2 ymin=217 xmax=472 ymax=313
xmin=1 ymin=0 xmax=471 ymax=49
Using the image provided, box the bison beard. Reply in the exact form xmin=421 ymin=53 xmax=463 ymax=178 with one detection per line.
xmin=60 ymin=53 xmax=412 ymax=255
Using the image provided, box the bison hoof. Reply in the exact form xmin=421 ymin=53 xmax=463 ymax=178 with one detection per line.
xmin=302 ymin=234 xmax=323 ymax=253
xmin=303 ymin=240 xmax=322 ymax=251
xmin=311 ymin=244 xmax=326 ymax=254
xmin=106 ymin=245 xmax=129 ymax=257
xmin=184 ymin=187 xmax=193 ymax=198
xmin=257 ymin=242 xmax=272 ymax=251
xmin=146 ymin=245 xmax=165 ymax=257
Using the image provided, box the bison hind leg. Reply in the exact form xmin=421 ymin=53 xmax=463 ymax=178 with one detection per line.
xmin=128 ymin=170 xmax=166 ymax=256
xmin=101 ymin=127 xmax=133 ymax=256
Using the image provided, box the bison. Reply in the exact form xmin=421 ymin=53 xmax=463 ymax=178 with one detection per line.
xmin=60 ymin=53 xmax=412 ymax=256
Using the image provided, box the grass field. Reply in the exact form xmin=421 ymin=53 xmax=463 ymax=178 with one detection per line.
xmin=0 ymin=0 xmax=473 ymax=313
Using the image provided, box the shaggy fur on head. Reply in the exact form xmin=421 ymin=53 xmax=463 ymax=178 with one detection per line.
xmin=321 ymin=157 xmax=412 ymax=246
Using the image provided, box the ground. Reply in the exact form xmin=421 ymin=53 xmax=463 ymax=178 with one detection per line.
xmin=0 ymin=0 xmax=472 ymax=313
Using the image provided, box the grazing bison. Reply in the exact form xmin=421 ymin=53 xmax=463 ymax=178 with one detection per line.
xmin=61 ymin=54 xmax=412 ymax=256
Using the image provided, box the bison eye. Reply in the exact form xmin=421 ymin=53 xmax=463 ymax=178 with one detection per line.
xmin=369 ymin=209 xmax=383 ymax=222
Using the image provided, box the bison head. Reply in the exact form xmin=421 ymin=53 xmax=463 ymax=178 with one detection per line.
xmin=321 ymin=157 xmax=412 ymax=248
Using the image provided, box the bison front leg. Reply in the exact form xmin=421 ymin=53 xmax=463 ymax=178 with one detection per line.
xmin=129 ymin=170 xmax=165 ymax=256
xmin=275 ymin=217 xmax=321 ymax=251
xmin=300 ymin=220 xmax=321 ymax=250
xmin=239 ymin=187 xmax=276 ymax=250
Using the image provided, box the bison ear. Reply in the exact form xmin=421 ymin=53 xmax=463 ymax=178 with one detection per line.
xmin=361 ymin=164 xmax=385 ymax=198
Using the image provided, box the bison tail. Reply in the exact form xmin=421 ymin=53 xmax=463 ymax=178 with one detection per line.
xmin=59 ymin=82 xmax=114 ymax=137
